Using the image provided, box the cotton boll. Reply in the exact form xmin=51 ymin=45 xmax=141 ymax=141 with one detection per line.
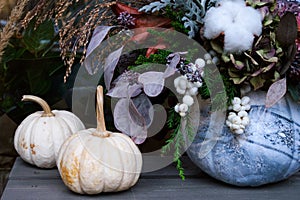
xmin=236 ymin=6 xmax=262 ymax=36
xmin=204 ymin=6 xmax=233 ymax=39
xmin=224 ymin=24 xmax=254 ymax=53
xmin=183 ymin=95 xmax=194 ymax=106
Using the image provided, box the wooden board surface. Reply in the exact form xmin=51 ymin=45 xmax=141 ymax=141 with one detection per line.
xmin=1 ymin=158 xmax=300 ymax=200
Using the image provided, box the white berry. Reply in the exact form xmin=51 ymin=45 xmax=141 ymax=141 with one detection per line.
xmin=183 ymin=95 xmax=194 ymax=106
xmin=179 ymin=103 xmax=188 ymax=112
xmin=241 ymin=96 xmax=250 ymax=105
xmin=232 ymin=97 xmax=241 ymax=105
xmin=195 ymin=58 xmax=205 ymax=68
xmin=188 ymin=87 xmax=198 ymax=96
xmin=232 ymin=104 xmax=242 ymax=112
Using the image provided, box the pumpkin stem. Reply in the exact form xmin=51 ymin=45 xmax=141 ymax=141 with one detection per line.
xmin=22 ymin=95 xmax=55 ymax=117
xmin=95 ymin=86 xmax=109 ymax=137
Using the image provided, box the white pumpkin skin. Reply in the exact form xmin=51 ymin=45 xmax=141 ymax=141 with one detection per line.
xmin=57 ymin=129 xmax=142 ymax=194
xmin=57 ymin=86 xmax=142 ymax=194
xmin=14 ymin=96 xmax=85 ymax=168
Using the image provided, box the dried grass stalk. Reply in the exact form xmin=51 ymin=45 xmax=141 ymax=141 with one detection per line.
xmin=0 ymin=0 xmax=29 ymax=63
xmin=1 ymin=0 xmax=155 ymax=81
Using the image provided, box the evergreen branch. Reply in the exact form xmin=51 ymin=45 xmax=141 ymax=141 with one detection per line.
xmin=162 ymin=110 xmax=196 ymax=180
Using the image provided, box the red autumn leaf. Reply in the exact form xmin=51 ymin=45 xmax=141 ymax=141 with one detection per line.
xmin=146 ymin=44 xmax=167 ymax=58
xmin=111 ymin=2 xmax=141 ymax=16
xmin=110 ymin=2 xmax=172 ymax=57
xmin=111 ymin=2 xmax=172 ymax=28
xmin=134 ymin=15 xmax=172 ymax=28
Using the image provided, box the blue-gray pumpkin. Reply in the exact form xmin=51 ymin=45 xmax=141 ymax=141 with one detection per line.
xmin=187 ymin=91 xmax=300 ymax=186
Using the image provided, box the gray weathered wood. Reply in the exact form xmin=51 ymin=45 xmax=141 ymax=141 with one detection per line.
xmin=2 ymin=157 xmax=300 ymax=200
xmin=9 ymin=157 xmax=201 ymax=180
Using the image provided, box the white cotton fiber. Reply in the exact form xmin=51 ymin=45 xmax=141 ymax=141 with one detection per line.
xmin=224 ymin=24 xmax=254 ymax=53
xmin=203 ymin=0 xmax=263 ymax=53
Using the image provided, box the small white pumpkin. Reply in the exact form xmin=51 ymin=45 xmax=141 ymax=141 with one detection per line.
xmin=57 ymin=86 xmax=142 ymax=194
xmin=14 ymin=95 xmax=85 ymax=168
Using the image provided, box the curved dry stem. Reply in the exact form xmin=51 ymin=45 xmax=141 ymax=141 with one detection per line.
xmin=22 ymin=95 xmax=55 ymax=117
xmin=95 ymin=86 xmax=110 ymax=137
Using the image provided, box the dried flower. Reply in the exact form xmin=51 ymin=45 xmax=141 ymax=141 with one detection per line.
xmin=117 ymin=11 xmax=135 ymax=27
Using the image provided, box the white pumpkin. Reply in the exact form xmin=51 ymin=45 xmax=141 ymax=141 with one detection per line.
xmin=14 ymin=95 xmax=85 ymax=168
xmin=57 ymin=86 xmax=142 ymax=194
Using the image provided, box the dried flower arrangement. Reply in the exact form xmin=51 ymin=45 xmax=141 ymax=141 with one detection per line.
xmin=84 ymin=0 xmax=299 ymax=179
xmin=1 ymin=0 xmax=299 ymax=179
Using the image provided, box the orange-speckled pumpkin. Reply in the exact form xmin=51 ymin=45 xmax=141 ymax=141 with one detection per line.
xmin=57 ymin=86 xmax=142 ymax=194
xmin=14 ymin=95 xmax=85 ymax=168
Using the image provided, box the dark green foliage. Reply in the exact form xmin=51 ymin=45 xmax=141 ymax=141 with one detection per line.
xmin=164 ymin=6 xmax=189 ymax=34
xmin=0 ymin=19 xmax=74 ymax=122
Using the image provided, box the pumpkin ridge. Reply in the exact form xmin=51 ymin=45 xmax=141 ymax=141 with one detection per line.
xmin=55 ymin=110 xmax=85 ymax=132
xmin=29 ymin=117 xmax=42 ymax=167
xmin=110 ymin=136 xmax=125 ymax=191
xmin=61 ymin=135 xmax=82 ymax=192
xmin=15 ymin=115 xmax=37 ymax=163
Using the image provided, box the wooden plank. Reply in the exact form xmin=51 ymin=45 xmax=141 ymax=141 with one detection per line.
xmin=3 ymin=157 xmax=300 ymax=200
xmin=2 ymin=174 xmax=300 ymax=200
xmin=9 ymin=157 xmax=201 ymax=180
xmin=8 ymin=158 xmax=60 ymax=180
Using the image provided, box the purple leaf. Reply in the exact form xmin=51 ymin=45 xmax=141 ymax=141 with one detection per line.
xmin=164 ymin=52 xmax=186 ymax=78
xmin=131 ymin=94 xmax=153 ymax=126
xmin=104 ymin=46 xmax=124 ymax=90
xmin=138 ymin=72 xmax=164 ymax=97
xmin=113 ymin=97 xmax=152 ymax=144
xmin=86 ymin=26 xmax=114 ymax=57
xmin=265 ymin=78 xmax=287 ymax=108
xmin=107 ymin=74 xmax=142 ymax=98
xmin=107 ymin=82 xmax=142 ymax=98
xmin=163 ymin=66 xmax=177 ymax=78
xmin=84 ymin=26 xmax=114 ymax=75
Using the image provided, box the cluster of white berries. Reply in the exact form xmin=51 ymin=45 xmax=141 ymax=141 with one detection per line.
xmin=174 ymin=75 xmax=201 ymax=117
xmin=204 ymin=50 xmax=219 ymax=65
xmin=226 ymin=96 xmax=251 ymax=135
